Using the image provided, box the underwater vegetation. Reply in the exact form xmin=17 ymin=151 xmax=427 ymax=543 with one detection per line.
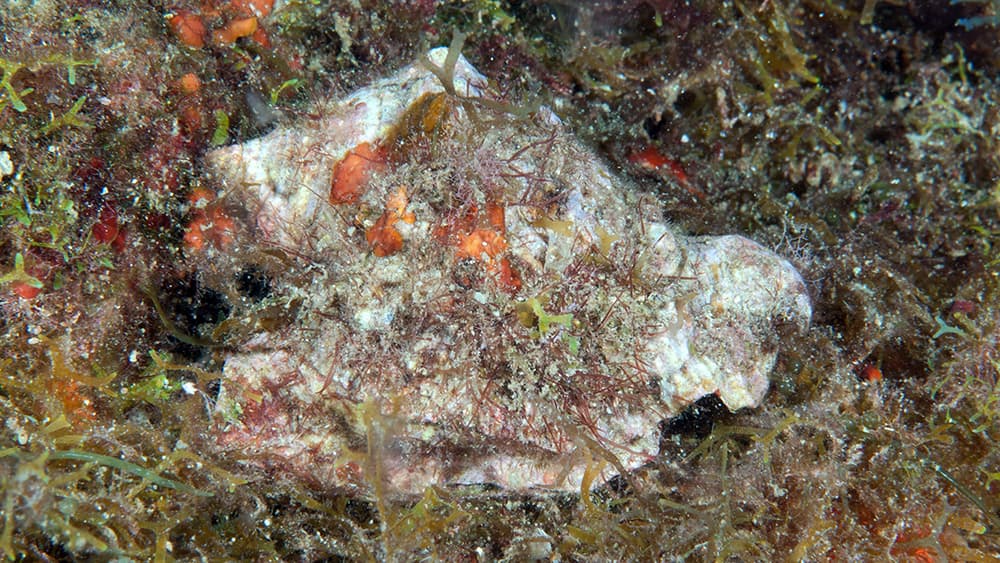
xmin=0 ymin=0 xmax=999 ymax=560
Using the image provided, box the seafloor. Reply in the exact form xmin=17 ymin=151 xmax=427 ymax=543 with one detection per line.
xmin=1 ymin=0 xmax=998 ymax=560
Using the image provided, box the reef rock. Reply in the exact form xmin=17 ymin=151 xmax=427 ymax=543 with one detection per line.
xmin=205 ymin=47 xmax=811 ymax=494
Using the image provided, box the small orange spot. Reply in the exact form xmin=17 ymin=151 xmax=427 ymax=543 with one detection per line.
xmin=178 ymin=72 xmax=201 ymax=94
xmin=207 ymin=208 xmax=235 ymax=247
xmin=629 ymin=146 xmax=676 ymax=172
xmin=366 ymin=213 xmax=403 ymax=257
xmin=184 ymin=192 xmax=235 ymax=251
xmin=212 ymin=16 xmax=258 ymax=46
xmin=456 ymin=229 xmax=506 ymax=261
xmin=250 ymin=26 xmax=270 ymax=48
xmin=385 ymin=186 xmax=415 ymax=224
xmin=49 ymin=378 xmax=96 ymax=422
xmin=628 ymin=146 xmax=705 ymax=200
xmin=365 ymin=186 xmax=413 ymax=257
xmin=183 ymin=216 xmax=208 ymax=251
xmin=496 ymin=257 xmax=522 ymax=294
xmin=330 ymin=142 xmax=380 ymax=205
xmin=11 ymin=281 xmax=42 ymax=300
xmin=188 ymin=187 xmax=216 ymax=205
xmin=861 ymin=365 xmax=882 ymax=382
xmin=168 ymin=10 xmax=207 ymax=49
xmin=435 ymin=199 xmax=520 ymax=291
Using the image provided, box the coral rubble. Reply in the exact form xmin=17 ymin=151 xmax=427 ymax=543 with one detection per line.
xmin=207 ymin=48 xmax=811 ymax=493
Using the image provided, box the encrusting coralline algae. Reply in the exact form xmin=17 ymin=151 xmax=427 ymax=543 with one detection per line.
xmin=205 ymin=47 xmax=812 ymax=494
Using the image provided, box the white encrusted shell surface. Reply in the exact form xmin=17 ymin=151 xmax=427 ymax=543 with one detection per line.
xmin=206 ymin=48 xmax=811 ymax=494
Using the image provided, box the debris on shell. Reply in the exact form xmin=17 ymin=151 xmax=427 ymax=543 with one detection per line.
xmin=206 ymin=47 xmax=812 ymax=495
